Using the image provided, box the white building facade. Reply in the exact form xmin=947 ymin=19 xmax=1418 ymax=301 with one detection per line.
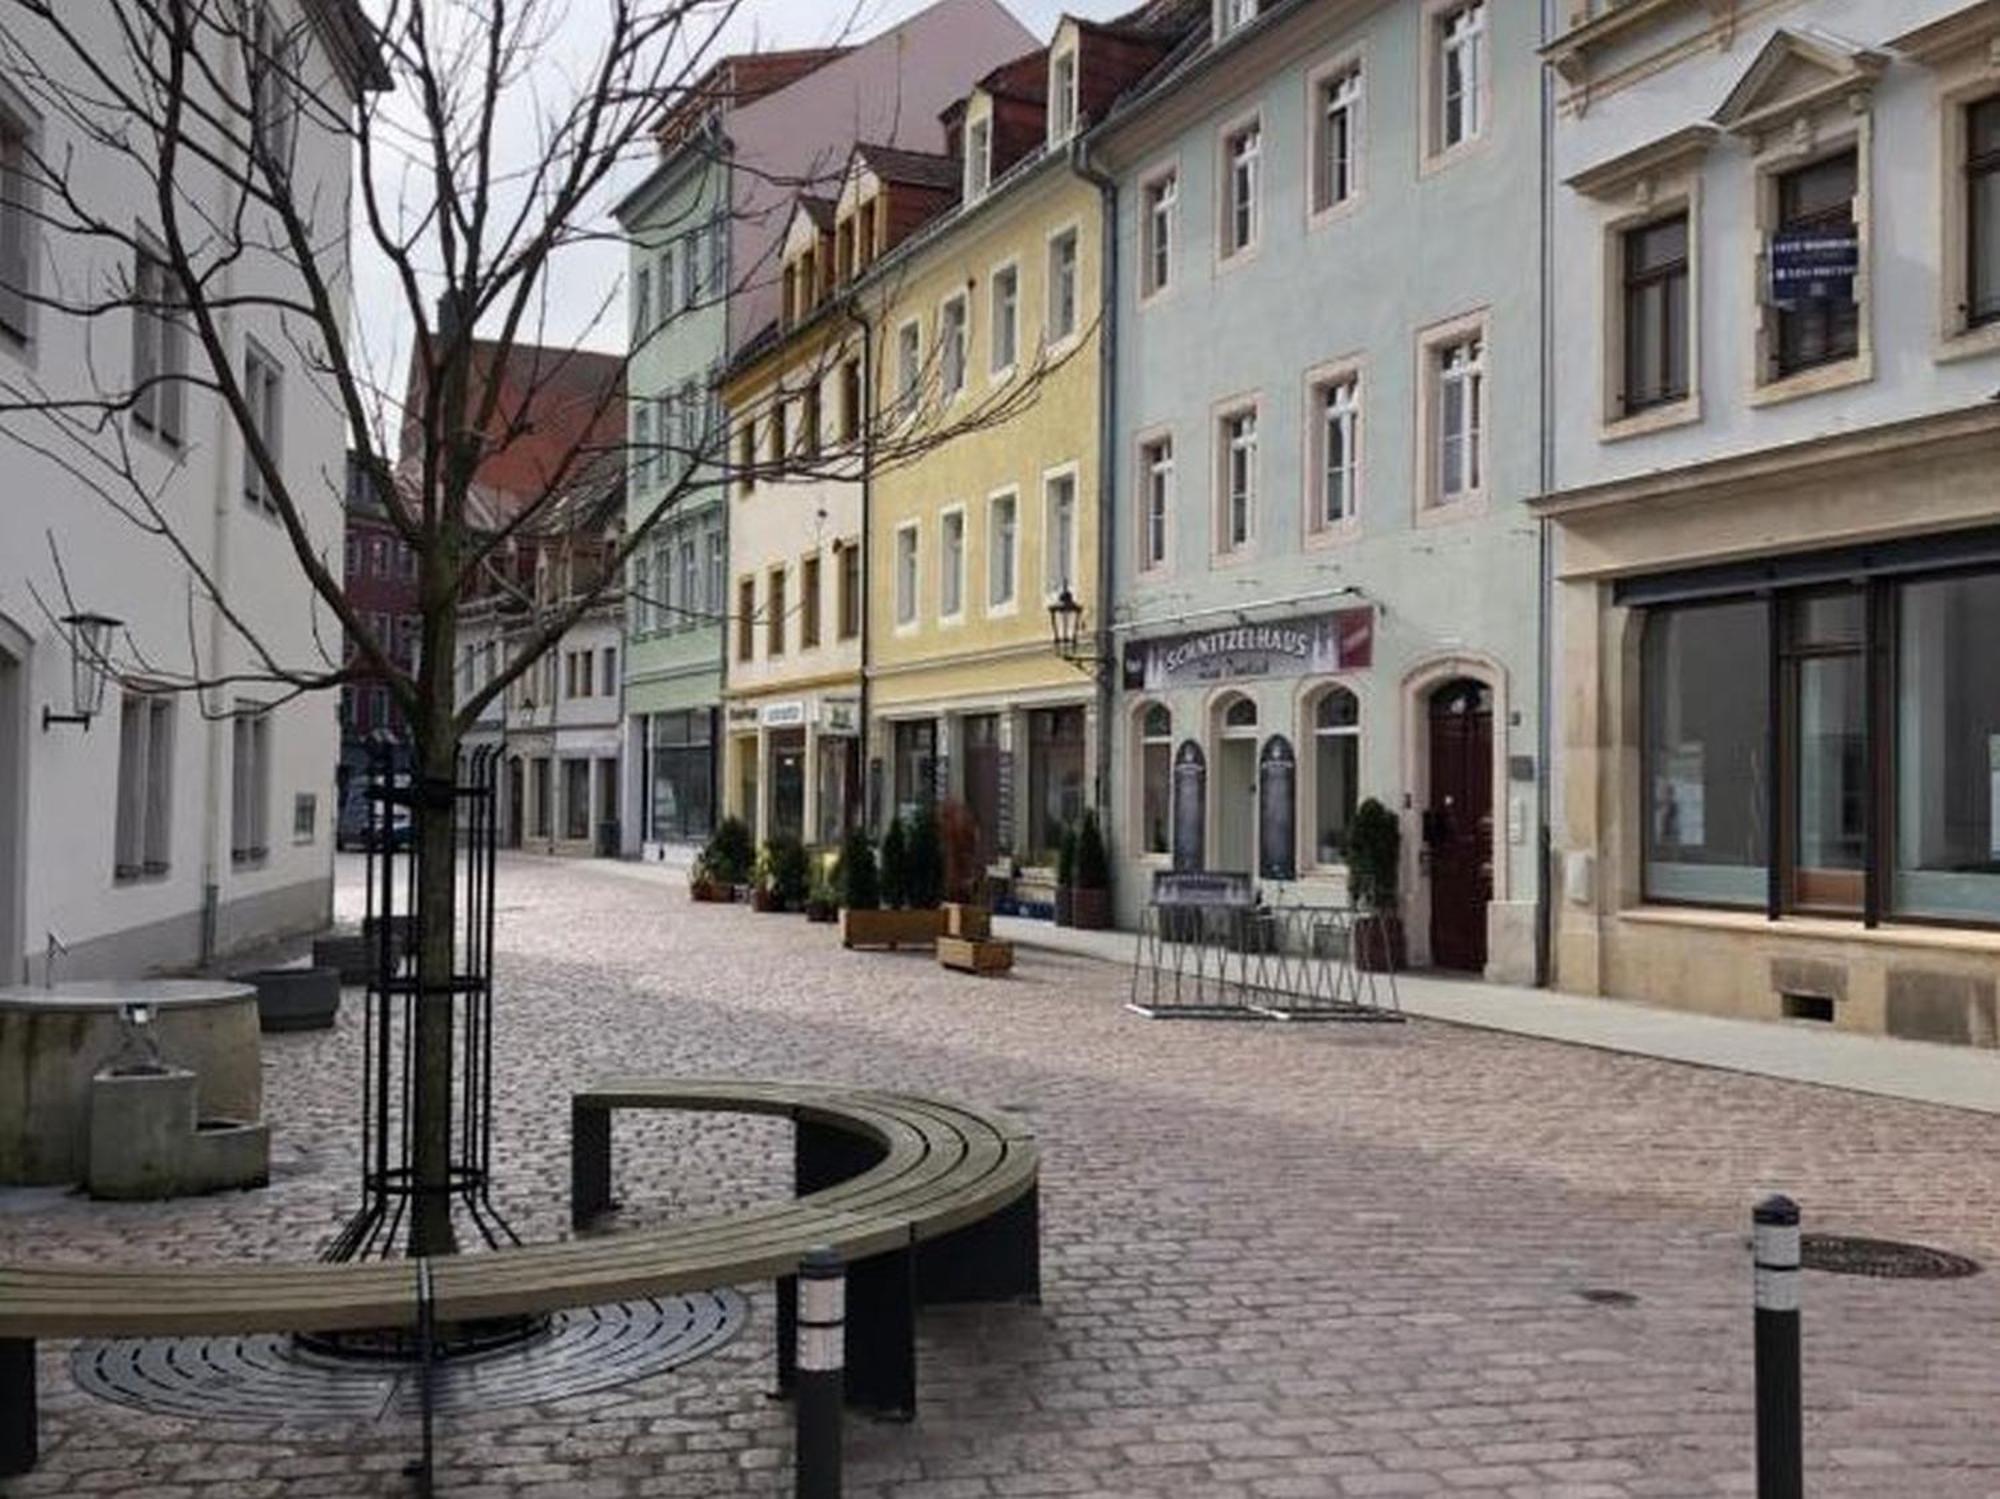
xmin=0 ymin=0 xmax=374 ymax=983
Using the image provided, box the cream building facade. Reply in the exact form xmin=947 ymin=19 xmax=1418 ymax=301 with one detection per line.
xmin=1540 ymin=0 xmax=2000 ymax=1043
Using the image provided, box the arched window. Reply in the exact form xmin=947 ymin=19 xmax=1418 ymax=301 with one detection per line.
xmin=1312 ymin=686 xmax=1360 ymax=865
xmin=1138 ymin=703 xmax=1172 ymax=855
xmin=1222 ymin=696 xmax=1258 ymax=733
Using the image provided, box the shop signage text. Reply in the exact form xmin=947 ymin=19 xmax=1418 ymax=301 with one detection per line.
xmin=1123 ymin=607 xmax=1373 ymax=692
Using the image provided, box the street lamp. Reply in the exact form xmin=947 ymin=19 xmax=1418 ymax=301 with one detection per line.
xmin=1047 ymin=585 xmax=1086 ymax=663
xmin=43 ymin=611 xmax=122 ymax=730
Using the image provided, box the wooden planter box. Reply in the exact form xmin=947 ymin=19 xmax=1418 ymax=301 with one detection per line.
xmin=840 ymin=907 xmax=945 ymax=951
xmin=1070 ymin=887 xmax=1111 ymax=930
xmin=943 ymin=903 xmax=991 ymax=941
xmin=689 ymin=879 xmax=733 ymax=904
xmin=1352 ymin=913 xmax=1407 ymax=973
xmin=938 ymin=935 xmax=1013 ymax=976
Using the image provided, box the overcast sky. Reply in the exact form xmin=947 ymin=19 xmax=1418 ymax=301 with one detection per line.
xmin=350 ymin=0 xmax=1135 ymax=406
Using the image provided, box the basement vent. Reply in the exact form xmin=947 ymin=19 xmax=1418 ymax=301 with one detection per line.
xmin=1782 ymin=992 xmax=1835 ymax=1023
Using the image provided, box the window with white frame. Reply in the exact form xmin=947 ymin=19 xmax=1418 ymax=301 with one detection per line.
xmin=131 ymin=243 xmax=186 ymax=446
xmin=230 ymin=703 xmax=270 ymax=865
xmin=940 ymin=508 xmax=965 ymax=619
xmin=1218 ymin=0 xmax=1259 ymax=37
xmin=241 ymin=340 xmax=282 ymax=512
xmin=679 ymin=538 xmax=697 ymax=630
xmin=1139 ymin=434 xmax=1172 ymax=571
xmin=990 ymin=264 xmax=1018 ymax=374
xmin=988 ymin=491 xmax=1018 ymax=609
xmin=767 ymin=565 xmax=786 ymax=656
xmin=1313 ymin=65 xmax=1362 ymax=215
xmin=837 ymin=540 xmax=862 ymax=640
xmin=633 ymin=264 xmax=651 ymax=338
xmin=895 ymin=523 xmax=919 ymax=626
xmin=1043 ymin=470 xmax=1077 ymax=597
xmin=706 ymin=527 xmax=725 ymax=621
xmin=1967 ymin=95 xmax=2000 ymax=328
xmin=1311 ymin=687 xmax=1360 ymax=865
xmin=1433 ymin=1 xmax=1486 ymax=156
xmin=1138 ymin=702 xmax=1172 ymax=856
xmin=657 ymin=245 xmax=675 ymax=325
xmin=1141 ymin=170 xmax=1176 ymax=297
xmin=1312 ymin=372 xmax=1360 ymax=530
xmin=659 ymin=392 xmax=678 ymax=477
xmin=1217 ymin=405 xmax=1256 ymax=552
xmin=633 ymin=403 xmax=653 ymax=490
xmin=633 ymin=554 xmax=651 ymax=633
xmin=248 ymin=2 xmax=297 ymax=172
xmin=896 ymin=318 xmax=922 ymax=415
xmin=938 ymin=293 xmax=967 ymax=401
xmin=1050 ymin=50 xmax=1078 ymax=143
xmin=1047 ymin=228 xmax=1079 ymax=342
xmin=0 ymin=98 xmax=35 ymax=346
xmin=1222 ymin=119 xmax=1261 ymax=259
xmin=681 ymin=231 xmax=699 ymax=310
xmin=1430 ymin=330 xmax=1484 ymax=506
xmin=967 ymin=117 xmax=992 ymax=201
xmin=114 ymin=692 xmax=174 ymax=880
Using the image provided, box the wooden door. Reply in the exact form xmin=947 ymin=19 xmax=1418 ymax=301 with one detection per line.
xmin=1427 ymin=680 xmax=1492 ymax=972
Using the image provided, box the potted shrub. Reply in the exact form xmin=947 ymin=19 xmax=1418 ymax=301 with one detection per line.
xmin=1052 ymin=823 xmax=1077 ymax=927
xmin=1346 ymin=797 xmax=1407 ymax=972
xmin=879 ymin=816 xmax=909 ymax=909
xmin=841 ymin=817 xmax=945 ymax=951
xmin=765 ymin=833 xmax=811 ymax=912
xmin=938 ymin=800 xmax=989 ymax=940
xmin=905 ymin=803 xmax=943 ymax=912
xmin=804 ymin=856 xmax=840 ymax=923
xmin=687 ymin=854 xmax=731 ymax=904
xmin=703 ymin=815 xmax=755 ymax=896
xmin=1070 ymin=809 xmax=1112 ymax=930
xmin=749 ymin=845 xmax=780 ymax=913
xmin=839 ymin=825 xmax=879 ymax=911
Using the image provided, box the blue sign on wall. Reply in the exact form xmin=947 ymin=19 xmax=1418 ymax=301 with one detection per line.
xmin=1767 ymin=229 xmax=1858 ymax=307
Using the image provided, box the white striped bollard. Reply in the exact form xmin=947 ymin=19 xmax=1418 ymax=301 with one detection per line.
xmin=1753 ymin=1194 xmax=1803 ymax=1499
xmin=796 ymin=1247 xmax=844 ymax=1499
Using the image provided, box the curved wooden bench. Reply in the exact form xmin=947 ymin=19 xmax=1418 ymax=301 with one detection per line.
xmin=0 ymin=1079 xmax=1040 ymax=1480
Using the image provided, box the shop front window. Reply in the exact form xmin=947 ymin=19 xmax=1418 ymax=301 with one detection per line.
xmin=893 ymin=719 xmax=936 ymax=824
xmin=1897 ymin=573 xmax=2000 ymax=922
xmin=1028 ymin=706 xmax=1086 ymax=862
xmin=817 ymin=734 xmax=858 ymax=847
xmin=768 ymin=728 xmax=806 ymax=843
xmin=1312 ymin=687 xmax=1359 ymax=865
xmin=1138 ymin=703 xmax=1171 ymax=856
xmin=647 ymin=709 xmax=713 ymax=841
xmin=1642 ymin=600 xmax=1770 ymax=906
xmin=1784 ymin=591 xmax=1865 ymax=914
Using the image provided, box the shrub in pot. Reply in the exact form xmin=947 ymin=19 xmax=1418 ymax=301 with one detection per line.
xmin=805 ymin=858 xmax=840 ymax=923
xmin=1052 ymin=822 xmax=1077 ymax=927
xmin=1070 ymin=810 xmax=1112 ymax=930
xmin=687 ymin=854 xmax=731 ymax=904
xmin=840 ymin=825 xmax=879 ymax=911
xmin=764 ymin=834 xmax=811 ymax=912
xmin=878 ymin=816 xmax=909 ymax=909
xmin=704 ymin=815 xmax=755 ymax=890
xmin=839 ymin=817 xmax=945 ymax=950
xmin=905 ymin=803 xmax=944 ymax=911
xmin=1346 ymin=797 xmax=1407 ymax=972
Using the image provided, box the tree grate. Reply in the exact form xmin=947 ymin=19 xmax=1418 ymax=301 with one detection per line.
xmin=71 ymin=1291 xmax=747 ymax=1423
xmin=1800 ymin=1234 xmax=1982 ymax=1280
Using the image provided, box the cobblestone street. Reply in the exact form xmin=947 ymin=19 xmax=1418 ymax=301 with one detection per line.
xmin=7 ymin=852 xmax=2000 ymax=1497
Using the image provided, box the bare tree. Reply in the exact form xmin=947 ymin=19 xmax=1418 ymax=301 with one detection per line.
xmin=0 ymin=0 xmax=1089 ymax=1257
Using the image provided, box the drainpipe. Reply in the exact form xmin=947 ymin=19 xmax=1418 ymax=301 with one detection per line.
xmin=1533 ymin=0 xmax=1557 ymax=990
xmin=841 ymin=296 xmax=874 ymax=831
xmin=1072 ymin=136 xmax=1118 ymax=841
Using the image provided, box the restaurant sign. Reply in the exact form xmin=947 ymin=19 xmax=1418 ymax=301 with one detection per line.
xmin=1767 ymin=229 xmax=1858 ymax=307
xmin=1123 ymin=606 xmax=1373 ymax=692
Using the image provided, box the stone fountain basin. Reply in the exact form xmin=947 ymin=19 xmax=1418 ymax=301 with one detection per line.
xmin=0 ymin=980 xmax=261 ymax=1185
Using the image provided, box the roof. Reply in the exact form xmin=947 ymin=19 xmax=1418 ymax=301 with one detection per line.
xmin=301 ymin=0 xmax=391 ymax=95
xmin=653 ymin=46 xmax=854 ymax=149
xmin=853 ymin=142 xmax=962 ymax=192
xmin=795 ymin=194 xmax=837 ymax=230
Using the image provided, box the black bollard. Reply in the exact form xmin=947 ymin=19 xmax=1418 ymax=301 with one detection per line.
xmin=1752 ymin=1194 xmax=1803 ymax=1499
xmin=796 ymin=1246 xmax=845 ymax=1499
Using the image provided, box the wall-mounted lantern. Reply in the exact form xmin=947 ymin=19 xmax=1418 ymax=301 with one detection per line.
xmin=43 ymin=612 xmax=121 ymax=731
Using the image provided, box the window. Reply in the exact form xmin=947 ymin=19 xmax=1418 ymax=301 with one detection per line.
xmin=1139 ymin=702 xmax=1172 ymax=856
xmin=1312 ymin=373 xmax=1360 ymax=530
xmin=1312 ymin=688 xmax=1359 ymax=865
xmin=648 ymin=708 xmax=715 ymax=842
xmin=678 ymin=539 xmax=697 ymax=631
xmin=837 ymin=541 xmax=861 ymax=640
xmin=1897 ymin=572 xmax=2000 ymax=921
xmin=895 ymin=523 xmax=919 ymax=626
xmin=581 ymin=650 xmax=595 ymax=698
xmin=988 ymin=490 xmax=1017 ymax=609
xmin=564 ymin=651 xmax=578 ymax=698
xmin=399 ymin=543 xmax=416 ymax=582
xmin=938 ymin=294 xmax=967 ymax=401
xmin=1217 ymin=406 xmax=1257 ymax=552
xmin=652 ymin=538 xmax=671 ymax=629
xmin=658 ymin=246 xmax=675 ymax=323
xmin=633 ymin=264 xmax=651 ymax=338
xmin=1434 ymin=2 xmax=1486 ymax=155
xmin=633 ymin=403 xmax=653 ymax=490
xmin=1050 ymin=51 xmax=1078 ymax=143
xmin=1623 ymin=214 xmax=1689 ymax=412
xmin=896 ymin=319 xmax=922 ymax=416
xmin=1139 ymin=435 xmax=1172 ymax=571
xmin=767 ymin=566 xmax=786 ymax=656
xmin=1048 ymin=229 xmax=1079 ymax=343
xmin=1028 ymin=706 xmax=1086 ymax=860
xmin=706 ymin=528 xmax=725 ymax=623
xmin=564 ymin=758 xmax=591 ymax=841
xmin=1772 ymin=149 xmax=1860 ymax=378
xmin=602 ymin=645 xmax=616 ymax=691
xmin=1313 ymin=66 xmax=1362 ymax=215
xmin=840 ymin=357 xmax=863 ymax=442
xmin=799 ymin=383 xmax=821 ymax=459
xmin=735 ymin=420 xmax=755 ymax=495
xmin=131 ymin=246 xmax=186 ymax=445
xmin=1219 ymin=0 xmax=1259 ymax=37
xmin=531 ymin=758 xmax=551 ymax=838
xmin=940 ymin=509 xmax=965 ymax=619
xmin=114 ymin=693 xmax=174 ymax=879
xmin=1222 ymin=120 xmax=1261 ymax=258
xmin=857 ymin=200 xmax=876 ymax=267
xmin=1141 ymin=170 xmax=1176 ymax=298
xmin=248 ymin=2 xmax=296 ymax=171
xmin=801 ymin=553 xmax=822 ymax=648
xmin=1967 ymin=96 xmax=2000 ymax=327
xmin=681 ymin=232 xmax=699 ymax=310
xmin=241 ymin=341 xmax=282 ymax=512
xmin=967 ymin=118 xmax=992 ymax=200
xmin=369 ymin=536 xmax=388 ymax=579
xmin=1043 ymin=471 xmax=1077 ymax=598
xmin=990 ymin=265 xmax=1018 ymax=374
xmin=768 ymin=401 xmax=786 ymax=465
xmin=293 ymin=792 xmax=316 ymax=843
xmin=1431 ymin=333 xmax=1484 ymax=506
xmin=0 ymin=101 xmax=35 ymax=345
xmin=736 ymin=576 xmax=755 ymax=661
xmin=345 ymin=537 xmax=359 ymax=578
xmin=230 ymin=703 xmax=270 ymax=865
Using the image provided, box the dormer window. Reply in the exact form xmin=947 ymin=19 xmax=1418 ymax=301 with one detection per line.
xmin=967 ymin=117 xmax=992 ymax=201
xmin=1218 ymin=0 xmax=1258 ymax=38
xmin=1049 ymin=51 xmax=1078 ymax=144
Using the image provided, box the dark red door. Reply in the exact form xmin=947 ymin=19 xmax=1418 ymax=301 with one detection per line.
xmin=1427 ymin=680 xmax=1493 ymax=972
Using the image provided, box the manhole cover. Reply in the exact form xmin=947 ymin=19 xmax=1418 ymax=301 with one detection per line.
xmin=72 ymin=1291 xmax=746 ymax=1422
xmin=1576 ymin=1287 xmax=1639 ymax=1307
xmin=1800 ymin=1234 xmax=1982 ymax=1280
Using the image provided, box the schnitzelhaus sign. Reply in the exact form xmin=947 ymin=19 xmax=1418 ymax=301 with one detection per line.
xmin=1122 ymin=606 xmax=1373 ymax=691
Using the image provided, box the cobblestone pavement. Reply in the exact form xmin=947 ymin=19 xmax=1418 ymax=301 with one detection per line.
xmin=6 ymin=852 xmax=2000 ymax=1497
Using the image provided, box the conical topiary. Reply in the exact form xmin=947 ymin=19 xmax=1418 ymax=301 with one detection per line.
xmin=840 ymin=825 xmax=879 ymax=910
xmin=878 ymin=815 xmax=909 ymax=909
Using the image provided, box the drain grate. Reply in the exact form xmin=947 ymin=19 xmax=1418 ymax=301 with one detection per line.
xmin=1800 ymin=1234 xmax=1982 ymax=1281
xmin=1575 ymin=1287 xmax=1639 ymax=1307
xmin=72 ymin=1290 xmax=746 ymax=1423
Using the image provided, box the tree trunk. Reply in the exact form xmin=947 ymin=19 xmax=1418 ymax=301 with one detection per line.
xmin=408 ymin=659 xmax=461 ymax=1257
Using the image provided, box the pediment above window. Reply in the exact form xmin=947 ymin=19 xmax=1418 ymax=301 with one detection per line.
xmin=1889 ymin=0 xmax=2000 ymax=69
xmin=1565 ymin=122 xmax=1718 ymax=200
xmin=1544 ymin=0 xmax=1739 ymax=94
xmin=1711 ymin=26 xmax=1887 ymax=141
